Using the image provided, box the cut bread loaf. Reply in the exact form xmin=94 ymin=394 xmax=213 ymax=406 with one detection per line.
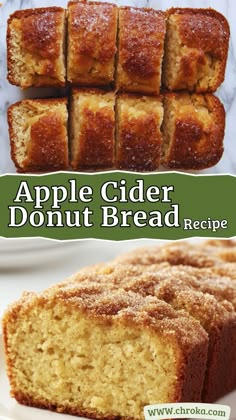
xmin=7 ymin=5 xmax=229 ymax=94
xmin=70 ymin=88 xmax=115 ymax=169
xmin=7 ymin=7 xmax=66 ymax=88
xmin=162 ymin=8 xmax=230 ymax=92
xmin=8 ymin=91 xmax=225 ymax=172
xmin=116 ymin=7 xmax=166 ymax=95
xmin=3 ymin=240 xmax=236 ymax=418
xmin=116 ymin=93 xmax=163 ymax=171
xmin=67 ymin=1 xmax=118 ymax=86
xmin=8 ymin=98 xmax=69 ymax=172
xmin=161 ymin=93 xmax=225 ymax=169
xmin=77 ymin=262 xmax=236 ymax=403
xmin=2 ymin=284 xmax=208 ymax=420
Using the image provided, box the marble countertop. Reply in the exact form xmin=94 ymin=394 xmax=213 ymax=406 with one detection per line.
xmin=0 ymin=0 xmax=236 ymax=175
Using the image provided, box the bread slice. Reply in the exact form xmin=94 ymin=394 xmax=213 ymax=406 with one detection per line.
xmin=70 ymin=88 xmax=115 ymax=169
xmin=81 ymin=259 xmax=236 ymax=403
xmin=67 ymin=1 xmax=118 ymax=86
xmin=162 ymin=8 xmax=230 ymax=92
xmin=117 ymin=7 xmax=166 ymax=95
xmin=8 ymin=98 xmax=69 ymax=172
xmin=161 ymin=92 xmax=225 ymax=169
xmin=116 ymin=93 xmax=163 ymax=171
xmin=7 ymin=7 xmax=66 ymax=88
xmin=2 ymin=283 xmax=208 ymax=420
xmin=65 ymin=261 xmax=236 ymax=403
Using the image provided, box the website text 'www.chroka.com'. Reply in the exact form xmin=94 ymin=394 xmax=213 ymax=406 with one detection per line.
xmin=144 ymin=403 xmax=231 ymax=420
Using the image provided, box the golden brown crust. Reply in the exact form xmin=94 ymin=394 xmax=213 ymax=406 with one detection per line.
xmin=70 ymin=88 xmax=115 ymax=169
xmin=117 ymin=7 xmax=166 ymax=95
xmin=162 ymin=93 xmax=225 ymax=169
xmin=116 ymin=93 xmax=163 ymax=171
xmin=13 ymin=391 xmax=137 ymax=420
xmin=8 ymin=98 xmax=69 ymax=173
xmin=163 ymin=8 xmax=230 ymax=92
xmin=116 ymin=242 xmax=217 ymax=268
xmin=67 ymin=1 xmax=118 ymax=86
xmin=7 ymin=7 xmax=66 ymax=88
xmin=3 ymin=285 xmax=208 ymax=361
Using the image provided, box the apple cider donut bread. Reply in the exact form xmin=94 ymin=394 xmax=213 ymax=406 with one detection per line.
xmin=161 ymin=93 xmax=225 ymax=169
xmin=116 ymin=93 xmax=163 ymax=171
xmin=2 ymin=283 xmax=208 ymax=419
xmin=67 ymin=1 xmax=118 ymax=86
xmin=163 ymin=8 xmax=230 ymax=92
xmin=117 ymin=7 xmax=166 ymax=95
xmin=7 ymin=8 xmax=66 ymax=88
xmin=83 ymin=262 xmax=236 ymax=403
xmin=70 ymin=88 xmax=115 ymax=169
xmin=8 ymin=98 xmax=69 ymax=172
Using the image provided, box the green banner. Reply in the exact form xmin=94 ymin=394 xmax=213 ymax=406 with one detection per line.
xmin=0 ymin=172 xmax=234 ymax=240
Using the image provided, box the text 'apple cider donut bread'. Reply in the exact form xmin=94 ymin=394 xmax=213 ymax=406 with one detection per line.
xmin=67 ymin=1 xmax=118 ymax=86
xmin=2 ymin=282 xmax=208 ymax=420
xmin=7 ymin=7 xmax=66 ymax=88
xmin=162 ymin=8 xmax=230 ymax=92
xmin=70 ymin=88 xmax=115 ymax=169
xmin=116 ymin=93 xmax=163 ymax=171
xmin=117 ymin=7 xmax=166 ymax=95
xmin=161 ymin=93 xmax=225 ymax=169
xmin=8 ymin=98 xmax=69 ymax=172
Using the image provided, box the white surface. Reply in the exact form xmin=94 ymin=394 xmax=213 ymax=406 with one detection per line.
xmin=0 ymin=238 xmax=80 ymax=268
xmin=0 ymin=0 xmax=236 ymax=174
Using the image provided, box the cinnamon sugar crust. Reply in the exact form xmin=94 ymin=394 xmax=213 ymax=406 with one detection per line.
xmin=7 ymin=7 xmax=66 ymax=88
xmin=117 ymin=7 xmax=166 ymax=95
xmin=67 ymin=1 xmax=118 ymax=86
xmin=70 ymin=88 xmax=115 ymax=169
xmin=116 ymin=93 xmax=163 ymax=171
xmin=8 ymin=98 xmax=69 ymax=172
xmin=161 ymin=93 xmax=225 ymax=169
xmin=163 ymin=8 xmax=230 ymax=92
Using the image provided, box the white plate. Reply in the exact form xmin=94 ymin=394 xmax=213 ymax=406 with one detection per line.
xmin=0 ymin=238 xmax=82 ymax=268
xmin=1 ymin=335 xmax=236 ymax=420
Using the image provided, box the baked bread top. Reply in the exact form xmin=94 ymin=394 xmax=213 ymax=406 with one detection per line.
xmin=117 ymin=7 xmax=166 ymax=95
xmin=7 ymin=7 xmax=66 ymax=88
xmin=70 ymin=88 xmax=115 ymax=169
xmin=3 ymin=279 xmax=208 ymax=358
xmin=116 ymin=93 xmax=163 ymax=171
xmin=115 ymin=241 xmax=218 ymax=268
xmin=8 ymin=98 xmax=69 ymax=172
xmin=163 ymin=8 xmax=230 ymax=92
xmin=162 ymin=93 xmax=225 ymax=169
xmin=77 ymin=261 xmax=236 ymax=314
xmin=67 ymin=1 xmax=118 ymax=85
